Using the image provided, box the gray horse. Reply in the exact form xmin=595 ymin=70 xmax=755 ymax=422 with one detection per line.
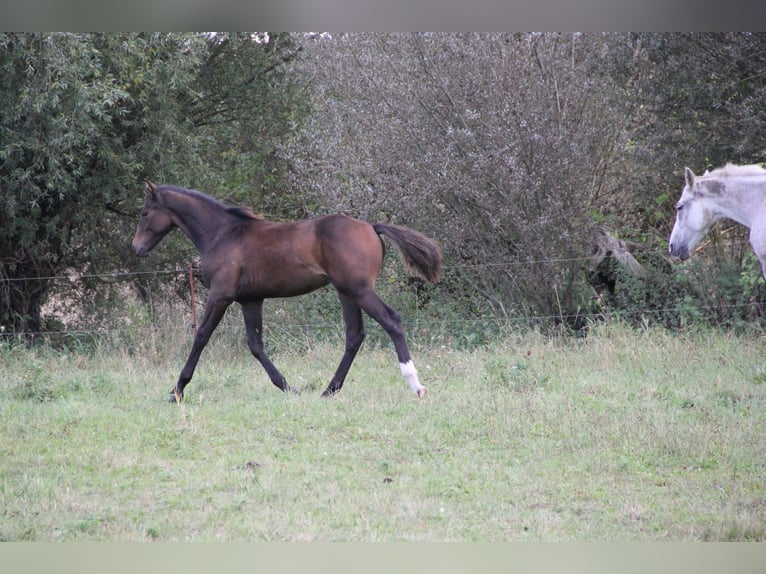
xmin=669 ymin=163 xmax=766 ymax=278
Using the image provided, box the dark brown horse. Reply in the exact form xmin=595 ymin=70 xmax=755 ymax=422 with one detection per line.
xmin=132 ymin=182 xmax=442 ymax=402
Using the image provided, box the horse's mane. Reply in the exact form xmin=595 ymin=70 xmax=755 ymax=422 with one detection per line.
xmin=158 ymin=185 xmax=263 ymax=220
xmin=705 ymin=163 xmax=766 ymax=178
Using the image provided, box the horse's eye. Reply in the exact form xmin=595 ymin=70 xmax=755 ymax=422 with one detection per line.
xmin=141 ymin=210 xmax=149 ymax=218
xmin=676 ymin=204 xmax=683 ymax=212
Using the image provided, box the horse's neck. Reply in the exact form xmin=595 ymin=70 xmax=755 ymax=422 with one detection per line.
xmin=709 ymin=178 xmax=766 ymax=229
xmin=167 ymin=193 xmax=232 ymax=254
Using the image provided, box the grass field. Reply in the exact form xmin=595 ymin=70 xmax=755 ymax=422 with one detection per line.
xmin=1 ymin=323 xmax=765 ymax=541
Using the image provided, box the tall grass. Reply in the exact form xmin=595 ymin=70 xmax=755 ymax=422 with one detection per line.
xmin=1 ymin=321 xmax=764 ymax=541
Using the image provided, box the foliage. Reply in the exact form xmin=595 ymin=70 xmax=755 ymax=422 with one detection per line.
xmin=603 ymin=33 xmax=766 ymax=328
xmin=281 ymin=32 xmax=766 ymax=331
xmin=6 ymin=33 xmax=766 ymax=335
xmin=601 ymin=245 xmax=766 ymax=333
xmin=186 ymin=32 xmax=309 ymax=217
xmin=0 ymin=33 xmax=307 ymax=334
xmin=286 ymin=33 xmax=637 ymax=327
xmin=621 ymin=33 xmax=766 ymax=176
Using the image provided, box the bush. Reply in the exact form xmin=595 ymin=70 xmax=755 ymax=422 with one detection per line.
xmin=606 ymin=246 xmax=766 ymax=332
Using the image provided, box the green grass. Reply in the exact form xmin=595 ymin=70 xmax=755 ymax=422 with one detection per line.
xmin=1 ymin=323 xmax=765 ymax=541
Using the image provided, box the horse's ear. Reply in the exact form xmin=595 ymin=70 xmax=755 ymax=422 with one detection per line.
xmin=145 ymin=180 xmax=158 ymax=200
xmin=684 ymin=167 xmax=695 ymax=188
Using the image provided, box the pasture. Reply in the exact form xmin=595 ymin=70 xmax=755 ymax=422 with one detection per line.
xmin=1 ymin=323 xmax=765 ymax=541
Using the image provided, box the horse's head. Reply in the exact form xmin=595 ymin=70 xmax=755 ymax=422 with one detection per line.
xmin=132 ymin=181 xmax=176 ymax=257
xmin=668 ymin=167 xmax=719 ymax=261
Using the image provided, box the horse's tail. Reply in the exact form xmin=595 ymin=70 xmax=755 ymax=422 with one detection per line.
xmin=373 ymin=223 xmax=442 ymax=283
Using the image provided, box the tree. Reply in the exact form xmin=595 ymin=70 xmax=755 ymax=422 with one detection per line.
xmin=184 ymin=32 xmax=308 ymax=216
xmin=0 ymin=32 xmax=307 ymax=334
xmin=286 ymin=33 xmax=634 ymax=327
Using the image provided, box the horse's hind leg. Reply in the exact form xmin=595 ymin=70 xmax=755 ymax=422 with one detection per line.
xmin=242 ymin=301 xmax=295 ymax=394
xmin=355 ymin=288 xmax=426 ymax=397
xmin=322 ymin=293 xmax=366 ymax=397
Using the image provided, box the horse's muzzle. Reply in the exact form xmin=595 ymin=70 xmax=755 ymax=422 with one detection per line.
xmin=132 ymin=242 xmax=149 ymax=258
xmin=669 ymin=243 xmax=690 ymax=261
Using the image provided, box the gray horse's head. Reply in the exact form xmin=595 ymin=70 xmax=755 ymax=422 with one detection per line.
xmin=668 ymin=167 xmax=720 ymax=260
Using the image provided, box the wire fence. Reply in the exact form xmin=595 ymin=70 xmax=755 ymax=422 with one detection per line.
xmin=2 ymin=304 xmax=765 ymax=342
xmin=2 ymin=242 xmax=765 ymax=341
xmin=1 ymin=234 xmax=757 ymax=284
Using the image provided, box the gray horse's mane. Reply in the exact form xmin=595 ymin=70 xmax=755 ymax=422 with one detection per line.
xmin=704 ymin=163 xmax=766 ymax=178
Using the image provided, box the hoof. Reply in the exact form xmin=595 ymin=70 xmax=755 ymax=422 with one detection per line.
xmin=320 ymin=382 xmax=342 ymax=397
xmin=168 ymin=390 xmax=183 ymax=404
xmin=416 ymin=387 xmax=427 ymax=398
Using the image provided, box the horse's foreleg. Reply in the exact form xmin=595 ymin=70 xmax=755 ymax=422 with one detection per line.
xmin=749 ymin=226 xmax=766 ymax=281
xmin=242 ymin=301 xmax=295 ymax=394
xmin=356 ymin=289 xmax=426 ymax=397
xmin=322 ymin=294 xmax=366 ymax=397
xmin=171 ymin=295 xmax=231 ymax=403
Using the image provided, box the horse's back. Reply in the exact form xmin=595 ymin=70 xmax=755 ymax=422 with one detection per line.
xmin=227 ymin=214 xmax=382 ymax=298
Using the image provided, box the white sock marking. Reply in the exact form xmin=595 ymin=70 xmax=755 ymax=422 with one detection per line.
xmin=400 ymin=360 xmax=425 ymax=395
